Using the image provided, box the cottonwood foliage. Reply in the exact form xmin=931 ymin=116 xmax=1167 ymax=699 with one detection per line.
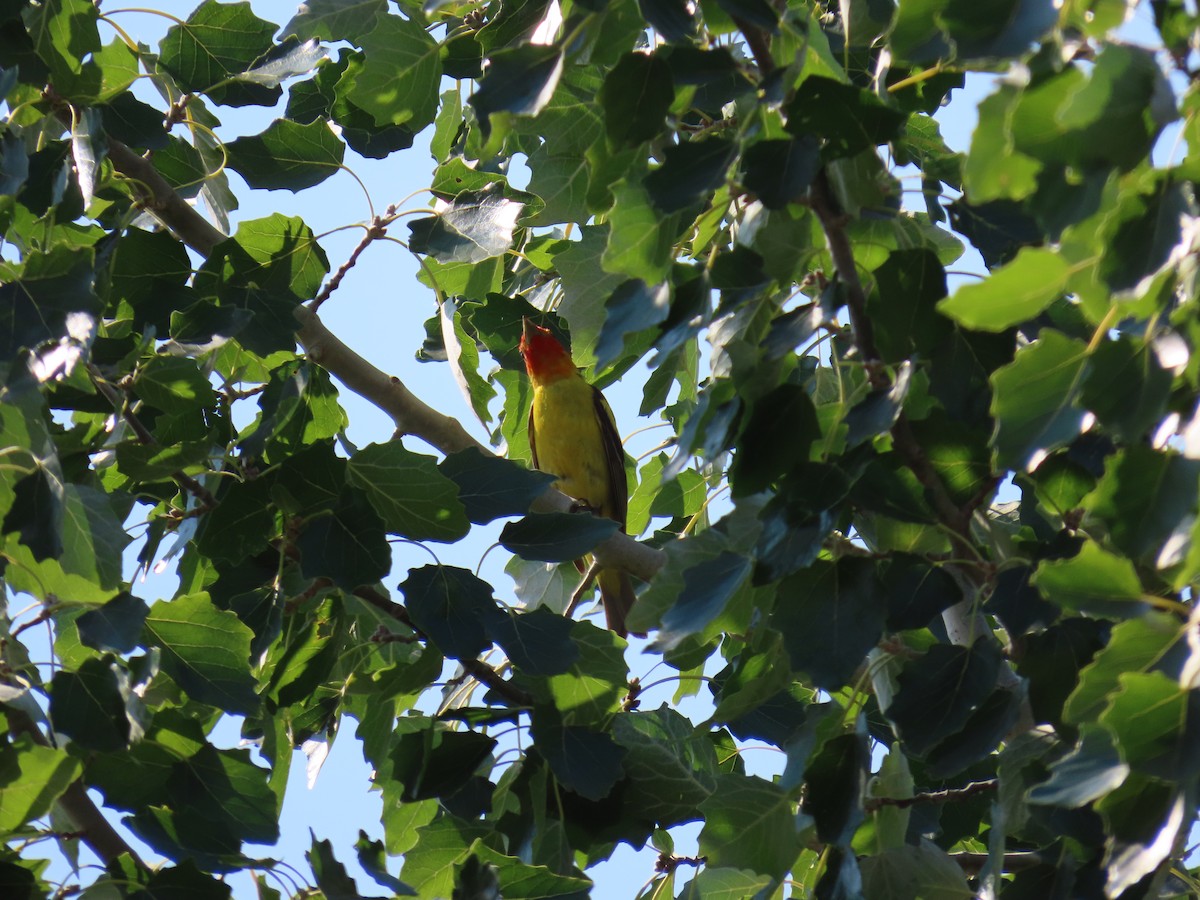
xmin=2 ymin=0 xmax=1200 ymax=896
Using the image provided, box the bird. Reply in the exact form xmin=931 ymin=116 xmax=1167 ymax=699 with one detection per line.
xmin=518 ymin=317 xmax=638 ymax=637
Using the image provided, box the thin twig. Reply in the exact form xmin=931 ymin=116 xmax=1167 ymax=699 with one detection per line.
xmin=864 ymin=778 xmax=997 ymax=813
xmin=951 ymin=851 xmax=1043 ymax=875
xmin=564 ymin=560 xmax=600 ymax=621
xmin=11 ymin=608 xmax=54 ymax=640
xmin=309 ymin=205 xmax=399 ymax=312
xmin=656 ymin=853 xmax=707 ymax=873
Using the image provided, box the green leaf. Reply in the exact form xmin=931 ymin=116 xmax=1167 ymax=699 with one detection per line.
xmin=600 ymin=52 xmax=675 ymax=147
xmin=355 ymin=831 xmax=418 ymax=895
xmin=678 ymin=868 xmax=772 ymax=899
xmin=698 ymin=775 xmax=801 ymax=879
xmin=5 ymin=483 xmax=128 ymax=597
xmin=468 ymin=844 xmax=591 ymax=899
xmin=962 ymin=86 xmax=1042 ymax=202
xmin=879 ymin=554 xmax=960 ymax=631
xmin=391 ymin=724 xmax=496 ymax=802
xmin=347 ymin=441 xmax=469 ymax=542
xmin=1100 ymin=671 xmax=1200 ymax=780
xmin=884 ymin=640 xmax=1001 ymax=757
xmin=469 ymin=44 xmax=564 ymax=138
xmin=555 ymin=226 xmax=627 ymax=367
xmin=488 ymin=607 xmax=579 ymax=676
xmin=0 ymin=247 xmax=101 ymax=365
xmin=1083 ymin=446 xmax=1200 ymax=561
xmin=602 ymin=180 xmax=678 ymax=284
xmin=49 ymin=657 xmax=138 ymax=752
xmin=349 ymin=11 xmax=441 ymax=130
xmin=773 ymin=559 xmax=885 ymax=690
xmin=988 ymin=329 xmax=1089 ymax=472
xmin=844 ymin=362 xmax=913 ymax=448
xmin=440 ymin=300 xmax=497 ymax=428
xmin=1080 ymin=337 xmax=1172 ymax=443
xmin=740 ymin=137 xmax=820 ymax=210
xmin=297 ymin=486 xmax=392 ymax=589
xmin=1032 ymin=542 xmax=1147 ymax=618
xmin=1010 ymin=45 xmax=1174 ymax=171
xmin=729 ymin=383 xmax=820 ymax=496
xmin=1064 ymin=613 xmax=1184 ymax=726
xmin=225 ymin=119 xmax=344 ymax=191
xmin=400 ymin=565 xmax=505 ymax=661
xmin=196 ymin=215 xmax=328 ymax=353
xmin=143 ymin=593 xmax=260 ymax=715
xmin=611 ymin=706 xmax=720 ymax=826
xmin=595 ymin=279 xmax=671 ymax=370
xmin=531 ymin=721 xmax=625 ymax=801
xmin=115 ymin=441 xmax=212 ymax=482
xmin=408 ymin=186 xmax=522 ymax=264
xmin=1017 ymin=617 xmax=1109 ymax=729
xmin=500 ymin=512 xmax=619 ymax=563
xmin=859 ymin=841 xmax=973 ymax=899
xmin=785 ymin=77 xmax=905 ymax=159
xmin=76 ymin=592 xmax=150 ymax=654
xmin=134 ymin=355 xmax=217 ymax=411
xmin=802 ymin=730 xmax=869 ymax=846
xmin=938 ymin=248 xmax=1070 ymax=331
xmin=400 ymin=817 xmax=492 ymax=896
xmin=546 ymin=620 xmax=628 ymax=724
xmin=27 ymin=0 xmax=103 ymax=102
xmin=644 ymin=138 xmax=737 ymax=213
xmin=1028 ymin=725 xmax=1128 ymax=807
xmin=283 ymin=0 xmax=388 ymax=41
xmin=524 ymin=145 xmax=591 ymax=226
xmin=0 ymin=735 xmax=82 ymax=832
xmin=653 ymin=551 xmax=751 ymax=653
xmin=159 ymin=0 xmax=278 ymax=104
xmin=438 ymin=448 xmax=555 ymax=523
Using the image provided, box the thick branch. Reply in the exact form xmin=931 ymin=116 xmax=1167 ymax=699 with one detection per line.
xmin=6 ymin=708 xmax=144 ymax=868
xmin=106 ymin=139 xmax=224 ymax=255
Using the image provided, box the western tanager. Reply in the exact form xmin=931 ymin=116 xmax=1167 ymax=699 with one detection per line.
xmin=518 ymin=317 xmax=637 ymax=636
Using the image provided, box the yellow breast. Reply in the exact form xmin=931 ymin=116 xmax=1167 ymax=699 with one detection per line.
xmin=531 ymin=377 xmax=612 ymax=515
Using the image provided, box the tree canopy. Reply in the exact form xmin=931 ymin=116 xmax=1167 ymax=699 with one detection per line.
xmin=3 ymin=0 xmax=1200 ymax=896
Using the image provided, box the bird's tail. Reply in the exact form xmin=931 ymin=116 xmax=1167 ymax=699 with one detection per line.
xmin=597 ymin=568 xmax=640 ymax=638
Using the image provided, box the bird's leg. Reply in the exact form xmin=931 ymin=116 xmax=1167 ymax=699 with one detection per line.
xmin=568 ymin=499 xmax=600 ymax=515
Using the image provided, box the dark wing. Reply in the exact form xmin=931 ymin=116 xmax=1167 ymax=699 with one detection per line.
xmin=527 ymin=405 xmax=539 ymax=470
xmin=592 ymin=385 xmax=628 ymax=531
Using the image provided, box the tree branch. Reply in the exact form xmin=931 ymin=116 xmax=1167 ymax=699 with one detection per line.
xmin=808 ymin=172 xmax=1002 ymax=651
xmin=6 ymin=708 xmax=145 ymax=868
xmin=951 ymin=851 xmax=1044 ymax=875
xmin=865 ymin=778 xmax=996 ymax=812
xmin=105 ymin=139 xmax=225 ymax=255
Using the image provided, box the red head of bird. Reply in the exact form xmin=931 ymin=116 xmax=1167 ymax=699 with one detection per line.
xmin=519 ymin=317 xmax=577 ymax=385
